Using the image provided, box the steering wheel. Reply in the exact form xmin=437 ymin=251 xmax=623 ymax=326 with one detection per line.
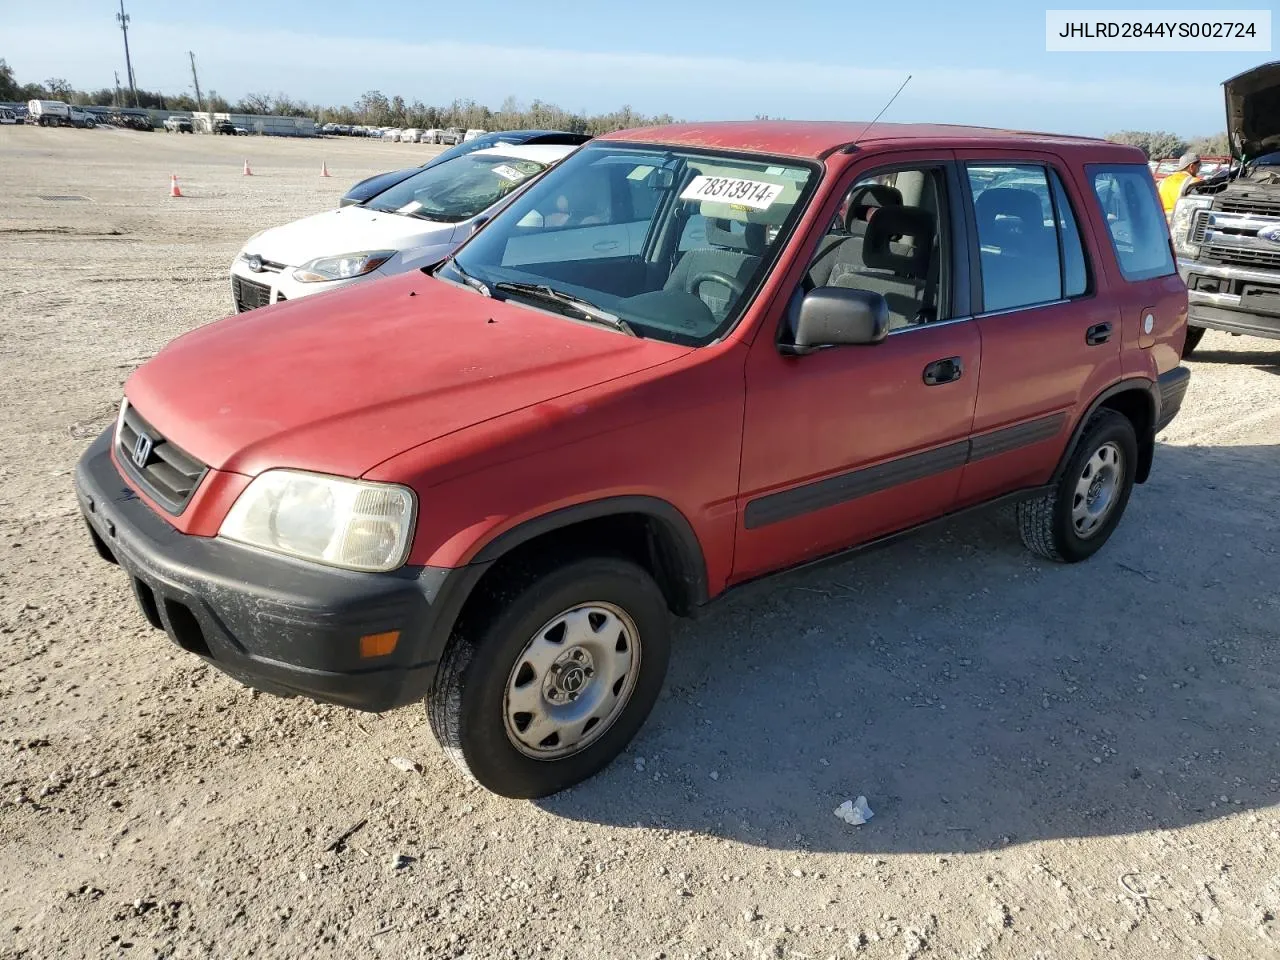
xmin=686 ymin=269 xmax=746 ymax=300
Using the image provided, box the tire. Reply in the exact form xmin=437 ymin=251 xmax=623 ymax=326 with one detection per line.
xmin=1017 ymin=408 xmax=1138 ymax=563
xmin=1183 ymin=325 xmax=1206 ymax=358
xmin=428 ymin=556 xmax=671 ymax=798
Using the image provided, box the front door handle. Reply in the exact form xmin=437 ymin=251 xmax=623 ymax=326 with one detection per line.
xmin=923 ymin=357 xmax=963 ymax=386
xmin=592 ymin=240 xmax=620 ymax=253
xmin=1086 ymin=322 xmax=1112 ymax=346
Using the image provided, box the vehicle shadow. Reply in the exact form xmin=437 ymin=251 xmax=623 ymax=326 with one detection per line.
xmin=538 ymin=442 xmax=1280 ymax=853
xmin=1192 ymin=347 xmax=1280 ymax=373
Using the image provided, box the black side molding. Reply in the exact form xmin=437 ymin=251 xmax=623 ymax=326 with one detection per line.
xmin=745 ymin=413 xmax=1067 ymax=530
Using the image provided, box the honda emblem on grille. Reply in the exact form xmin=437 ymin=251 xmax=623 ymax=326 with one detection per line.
xmin=131 ymin=433 xmax=153 ymax=468
xmin=246 ymin=254 xmax=264 ymax=272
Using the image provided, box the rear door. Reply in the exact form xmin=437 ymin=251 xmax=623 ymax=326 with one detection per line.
xmin=952 ymin=150 xmax=1123 ymax=506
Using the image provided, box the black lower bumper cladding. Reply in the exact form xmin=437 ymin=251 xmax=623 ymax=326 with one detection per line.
xmin=73 ymin=430 xmax=486 ymax=711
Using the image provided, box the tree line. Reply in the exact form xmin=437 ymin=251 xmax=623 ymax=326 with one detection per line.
xmin=1104 ymin=129 xmax=1230 ymax=159
xmin=0 ymin=58 xmax=674 ymax=134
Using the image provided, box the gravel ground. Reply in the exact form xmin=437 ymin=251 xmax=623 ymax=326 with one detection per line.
xmin=1 ymin=125 xmax=1278 ymax=960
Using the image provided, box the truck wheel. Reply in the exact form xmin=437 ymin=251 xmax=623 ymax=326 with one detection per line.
xmin=1183 ymin=326 xmax=1206 ymax=357
xmin=428 ymin=557 xmax=670 ymax=798
xmin=1017 ymin=409 xmax=1137 ymax=563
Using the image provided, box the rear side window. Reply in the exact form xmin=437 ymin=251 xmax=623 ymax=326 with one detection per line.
xmin=1088 ymin=165 xmax=1175 ymax=281
xmin=967 ymin=164 xmax=1090 ymax=312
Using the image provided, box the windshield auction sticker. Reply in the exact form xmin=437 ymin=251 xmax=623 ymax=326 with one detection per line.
xmin=490 ymin=164 xmax=526 ymax=182
xmin=680 ymin=176 xmax=784 ymax=210
xmin=1046 ymin=9 xmax=1270 ymax=50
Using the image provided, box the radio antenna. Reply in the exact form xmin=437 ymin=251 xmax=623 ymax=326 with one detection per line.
xmin=845 ymin=74 xmax=912 ymax=151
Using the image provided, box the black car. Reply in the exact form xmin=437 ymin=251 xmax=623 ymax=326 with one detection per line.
xmin=213 ymin=119 xmax=237 ymax=135
xmin=338 ymin=129 xmax=591 ymax=207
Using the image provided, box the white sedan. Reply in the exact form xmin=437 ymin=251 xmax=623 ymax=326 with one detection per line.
xmin=228 ymin=143 xmax=576 ymax=312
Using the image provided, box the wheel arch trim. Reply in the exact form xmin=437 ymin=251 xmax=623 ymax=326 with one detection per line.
xmin=1051 ymin=377 xmax=1159 ymax=485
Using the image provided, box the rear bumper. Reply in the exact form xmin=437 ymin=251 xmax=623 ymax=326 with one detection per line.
xmin=1178 ymin=258 xmax=1280 ymax=340
xmin=74 ymin=429 xmax=486 ymax=711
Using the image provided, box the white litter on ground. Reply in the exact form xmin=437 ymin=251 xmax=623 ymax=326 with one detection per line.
xmin=834 ymin=796 xmax=874 ymax=826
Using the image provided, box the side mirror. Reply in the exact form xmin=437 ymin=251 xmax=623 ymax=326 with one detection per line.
xmin=789 ymin=287 xmax=889 ymax=353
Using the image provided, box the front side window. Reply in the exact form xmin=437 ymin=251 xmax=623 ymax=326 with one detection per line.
xmin=1088 ymin=164 xmax=1176 ymax=282
xmin=801 ymin=165 xmax=952 ymax=332
xmin=366 ymin=153 xmax=546 ymax=223
xmin=439 ymin=144 xmax=816 ymax=345
xmin=967 ymin=163 xmax=1091 ymax=312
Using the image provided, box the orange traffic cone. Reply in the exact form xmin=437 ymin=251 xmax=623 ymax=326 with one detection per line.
xmin=320 ymin=160 xmax=331 ymax=178
xmin=243 ymin=159 xmax=253 ymax=176
xmin=169 ymin=174 xmax=183 ymax=198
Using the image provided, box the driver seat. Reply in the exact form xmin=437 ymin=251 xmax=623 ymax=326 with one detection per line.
xmin=665 ymin=218 xmax=766 ymax=320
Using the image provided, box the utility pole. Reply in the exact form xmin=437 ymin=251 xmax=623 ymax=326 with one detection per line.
xmin=113 ymin=71 xmax=122 ymax=108
xmin=188 ymin=51 xmax=205 ymax=130
xmin=115 ymin=0 xmax=138 ymax=107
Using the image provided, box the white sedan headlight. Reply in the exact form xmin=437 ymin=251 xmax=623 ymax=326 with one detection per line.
xmin=1170 ymin=196 xmax=1212 ymax=258
xmin=219 ymin=470 xmax=416 ymax=572
xmin=292 ymin=250 xmax=395 ymax=283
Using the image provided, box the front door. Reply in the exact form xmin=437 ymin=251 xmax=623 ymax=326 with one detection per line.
xmin=734 ymin=155 xmax=980 ymax=581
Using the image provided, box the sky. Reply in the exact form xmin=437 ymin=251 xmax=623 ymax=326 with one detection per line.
xmin=3 ymin=0 xmax=1272 ymax=135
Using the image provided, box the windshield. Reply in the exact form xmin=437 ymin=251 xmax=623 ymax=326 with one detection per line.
xmin=367 ymin=153 xmax=547 ymax=222
xmin=427 ymin=132 xmax=524 ymax=167
xmin=437 ymin=143 xmax=816 ymax=345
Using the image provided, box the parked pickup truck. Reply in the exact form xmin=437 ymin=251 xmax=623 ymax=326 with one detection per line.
xmin=76 ymin=120 xmax=1190 ymax=798
xmin=1172 ymin=62 xmax=1280 ymax=355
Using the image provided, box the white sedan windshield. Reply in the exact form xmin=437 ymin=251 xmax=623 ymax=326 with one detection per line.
xmin=367 ymin=153 xmax=546 ymax=223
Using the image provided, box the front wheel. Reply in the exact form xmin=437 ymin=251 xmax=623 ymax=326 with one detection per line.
xmin=1017 ymin=409 xmax=1138 ymax=563
xmin=428 ymin=557 xmax=671 ymax=798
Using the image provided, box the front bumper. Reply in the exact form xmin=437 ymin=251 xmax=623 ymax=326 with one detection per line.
xmin=74 ymin=430 xmax=487 ymax=711
xmin=1178 ymin=258 xmax=1280 ymax=341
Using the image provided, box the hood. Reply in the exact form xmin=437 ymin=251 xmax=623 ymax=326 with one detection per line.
xmin=125 ymin=273 xmax=691 ymax=478
xmin=1224 ymin=61 xmax=1280 ymax=160
xmin=244 ymin=206 xmax=457 ymax=268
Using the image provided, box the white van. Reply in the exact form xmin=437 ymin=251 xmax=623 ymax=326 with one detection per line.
xmin=463 ymin=128 xmax=487 ymax=142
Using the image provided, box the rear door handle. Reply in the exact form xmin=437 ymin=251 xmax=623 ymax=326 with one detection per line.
xmin=1086 ymin=322 xmax=1112 ymax=346
xmin=922 ymin=357 xmax=963 ymax=386
xmin=592 ymin=240 xmax=620 ymax=253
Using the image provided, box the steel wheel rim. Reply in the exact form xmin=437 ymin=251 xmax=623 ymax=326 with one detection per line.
xmin=1072 ymin=441 xmax=1124 ymax=539
xmin=503 ymin=602 xmax=642 ymax=761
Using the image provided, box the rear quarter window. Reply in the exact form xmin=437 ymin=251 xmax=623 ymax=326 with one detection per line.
xmin=1087 ymin=164 xmax=1175 ymax=282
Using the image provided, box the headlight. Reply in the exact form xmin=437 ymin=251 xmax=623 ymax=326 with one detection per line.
xmin=292 ymin=250 xmax=395 ymax=283
xmin=1170 ymin=196 xmax=1212 ymax=258
xmin=219 ymin=470 xmax=416 ymax=572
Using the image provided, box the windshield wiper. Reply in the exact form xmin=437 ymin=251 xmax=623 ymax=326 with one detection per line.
xmin=493 ymin=282 xmax=637 ymax=336
xmin=441 ymin=257 xmax=490 ymax=296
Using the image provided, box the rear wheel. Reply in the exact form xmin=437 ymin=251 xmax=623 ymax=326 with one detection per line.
xmin=427 ymin=557 xmax=671 ymax=798
xmin=1018 ymin=409 xmax=1138 ymax=563
xmin=1183 ymin=325 xmax=1206 ymax=357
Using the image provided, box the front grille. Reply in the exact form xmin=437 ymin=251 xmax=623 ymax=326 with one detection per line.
xmin=1217 ymin=196 xmax=1280 ymax=217
xmin=116 ymin=403 xmax=207 ymax=514
xmin=1206 ymin=244 xmax=1280 ymax=270
xmin=231 ymin=275 xmax=273 ymax=312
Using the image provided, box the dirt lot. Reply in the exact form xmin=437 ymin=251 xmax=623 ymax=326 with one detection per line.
xmin=1 ymin=124 xmax=1278 ymax=960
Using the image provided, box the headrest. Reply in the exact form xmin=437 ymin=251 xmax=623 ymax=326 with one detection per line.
xmin=705 ymin=217 xmax=766 ymax=254
xmin=863 ymin=205 xmax=935 ymax=278
xmin=846 ymin=184 xmax=903 ymax=232
xmin=975 ymin=188 xmax=1044 ymax=232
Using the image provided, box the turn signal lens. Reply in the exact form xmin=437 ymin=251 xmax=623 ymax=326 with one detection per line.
xmin=359 ymin=630 xmax=400 ymax=658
